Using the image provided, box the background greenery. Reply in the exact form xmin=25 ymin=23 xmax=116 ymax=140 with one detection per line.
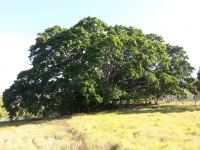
xmin=0 ymin=97 xmax=8 ymax=119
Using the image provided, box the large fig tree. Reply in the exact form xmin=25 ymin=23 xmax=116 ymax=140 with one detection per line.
xmin=3 ymin=17 xmax=194 ymax=119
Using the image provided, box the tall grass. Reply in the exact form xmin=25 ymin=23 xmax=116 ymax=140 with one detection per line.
xmin=0 ymin=101 xmax=200 ymax=149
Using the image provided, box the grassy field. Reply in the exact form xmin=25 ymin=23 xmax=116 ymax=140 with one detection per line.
xmin=1 ymin=101 xmax=200 ymax=150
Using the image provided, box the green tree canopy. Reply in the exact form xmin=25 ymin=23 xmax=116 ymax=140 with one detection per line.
xmin=3 ymin=17 xmax=194 ymax=120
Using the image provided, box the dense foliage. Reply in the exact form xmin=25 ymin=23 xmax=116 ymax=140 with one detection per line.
xmin=3 ymin=17 xmax=194 ymax=119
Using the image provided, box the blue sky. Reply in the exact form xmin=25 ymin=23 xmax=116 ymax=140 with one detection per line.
xmin=0 ymin=0 xmax=164 ymax=34
xmin=0 ymin=0 xmax=200 ymax=94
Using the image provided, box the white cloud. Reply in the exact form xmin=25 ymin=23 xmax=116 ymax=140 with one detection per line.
xmin=0 ymin=34 xmax=34 ymax=94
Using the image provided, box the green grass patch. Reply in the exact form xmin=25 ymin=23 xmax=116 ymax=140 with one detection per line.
xmin=1 ymin=101 xmax=200 ymax=149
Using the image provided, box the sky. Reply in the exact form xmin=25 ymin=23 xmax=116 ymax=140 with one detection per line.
xmin=0 ymin=0 xmax=200 ymax=94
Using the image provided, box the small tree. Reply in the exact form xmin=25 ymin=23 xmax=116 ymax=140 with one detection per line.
xmin=0 ymin=98 xmax=8 ymax=119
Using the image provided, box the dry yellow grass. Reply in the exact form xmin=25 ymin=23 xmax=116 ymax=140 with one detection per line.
xmin=1 ymin=101 xmax=200 ymax=150
xmin=0 ymin=118 xmax=86 ymax=150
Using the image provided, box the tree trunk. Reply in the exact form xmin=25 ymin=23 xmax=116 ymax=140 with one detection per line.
xmin=154 ymin=97 xmax=159 ymax=105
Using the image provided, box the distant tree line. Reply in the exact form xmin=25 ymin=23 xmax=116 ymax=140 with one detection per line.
xmin=2 ymin=17 xmax=196 ymax=120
